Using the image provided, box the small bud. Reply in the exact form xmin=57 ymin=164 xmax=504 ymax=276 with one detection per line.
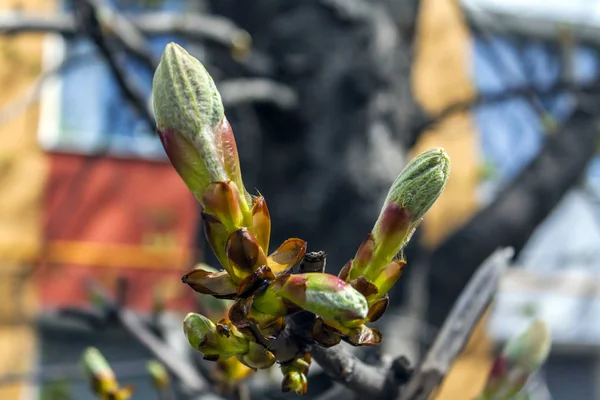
xmin=503 ymin=320 xmax=551 ymax=373
xmin=281 ymin=353 xmax=311 ymax=395
xmin=81 ymin=347 xmax=118 ymax=396
xmin=250 ymin=196 xmax=271 ymax=254
xmin=183 ymin=313 xmax=248 ymax=360
xmin=371 ymin=260 xmax=405 ymax=299
xmin=237 ymin=341 xmax=276 ymax=369
xmin=226 ymin=228 xmax=268 ymax=280
xmin=273 ymin=273 xmax=369 ymax=326
xmin=480 ymin=320 xmax=551 ymax=399
xmin=147 ymin=360 xmax=170 ymax=390
xmin=202 ymin=181 xmax=245 ymax=232
xmin=202 ymin=213 xmax=230 ymax=271
xmin=182 ymin=268 xmax=237 ymax=299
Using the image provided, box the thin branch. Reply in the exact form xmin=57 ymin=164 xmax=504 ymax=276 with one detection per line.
xmin=307 ymin=344 xmax=389 ymax=397
xmin=410 ymin=78 xmax=600 ymax=138
xmin=85 ymin=0 xmax=158 ymax=70
xmin=398 ymin=248 xmax=513 ymax=400
xmin=219 ymin=79 xmax=299 ymax=111
xmin=426 ymin=105 xmax=600 ymax=330
xmin=286 ymin=251 xmax=399 ymax=398
xmin=74 ymin=0 xmax=154 ymax=128
xmin=0 ymin=11 xmax=247 ymax=50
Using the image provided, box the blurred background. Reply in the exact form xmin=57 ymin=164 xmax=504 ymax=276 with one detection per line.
xmin=1 ymin=0 xmax=600 ymax=399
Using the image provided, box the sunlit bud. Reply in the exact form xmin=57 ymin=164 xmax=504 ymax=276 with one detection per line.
xmin=202 ymin=181 xmax=245 ymax=232
xmin=369 ymin=148 xmax=450 ymax=270
xmin=281 ymin=353 xmax=311 ymax=395
xmin=271 ymin=273 xmax=368 ymax=326
xmin=226 ymin=228 xmax=268 ymax=281
xmin=147 ymin=360 xmax=170 ymax=390
xmin=183 ymin=313 xmax=248 ymax=361
xmin=480 ymin=320 xmax=551 ymax=399
xmin=182 ymin=267 xmax=238 ymax=299
xmin=81 ymin=347 xmax=119 ymax=396
xmin=250 ymin=196 xmax=271 ymax=254
xmin=236 ymin=341 xmax=276 ymax=369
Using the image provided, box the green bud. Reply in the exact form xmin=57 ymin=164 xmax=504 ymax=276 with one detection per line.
xmin=183 ymin=313 xmax=248 ymax=360
xmin=147 ymin=360 xmax=170 ymax=390
xmin=81 ymin=347 xmax=118 ymax=396
xmin=503 ymin=319 xmax=551 ymax=373
xmin=361 ymin=148 xmax=450 ymax=279
xmin=386 ymin=148 xmax=450 ymax=221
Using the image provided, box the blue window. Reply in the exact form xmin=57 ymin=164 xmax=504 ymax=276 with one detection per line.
xmin=38 ymin=0 xmax=191 ymax=159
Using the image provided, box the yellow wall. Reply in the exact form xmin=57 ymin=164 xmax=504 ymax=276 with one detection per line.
xmin=0 ymin=0 xmax=55 ymax=398
xmin=411 ymin=0 xmax=493 ymax=398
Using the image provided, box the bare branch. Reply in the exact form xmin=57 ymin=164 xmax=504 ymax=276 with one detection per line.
xmin=0 ymin=11 xmax=247 ymax=49
xmin=88 ymin=282 xmax=223 ymax=400
xmin=86 ymin=0 xmax=158 ymax=70
xmin=410 ymin=79 xmax=600 ymax=139
xmin=219 ymin=79 xmax=299 ymax=111
xmin=398 ymin=248 xmax=513 ymax=400
xmin=307 ymin=343 xmax=389 ymax=397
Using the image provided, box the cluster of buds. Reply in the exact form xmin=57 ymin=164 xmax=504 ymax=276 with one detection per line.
xmin=477 ymin=320 xmax=552 ymax=400
xmin=152 ymin=42 xmax=450 ymax=395
xmin=81 ymin=347 xmax=133 ymax=400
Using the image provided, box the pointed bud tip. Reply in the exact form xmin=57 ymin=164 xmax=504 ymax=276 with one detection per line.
xmin=183 ymin=312 xmax=215 ymax=349
xmin=153 ymin=41 xmax=225 ymax=164
xmin=381 ymin=147 xmax=450 ymax=228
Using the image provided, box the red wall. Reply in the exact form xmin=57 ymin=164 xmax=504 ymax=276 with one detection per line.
xmin=36 ymin=153 xmax=200 ymax=312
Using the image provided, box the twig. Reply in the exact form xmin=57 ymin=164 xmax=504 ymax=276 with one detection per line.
xmin=219 ymin=79 xmax=299 ymax=111
xmin=398 ymin=248 xmax=513 ymax=400
xmin=84 ymin=0 xmax=158 ymax=70
xmin=410 ymin=78 xmax=600 ymax=137
xmin=285 ymin=251 xmax=393 ymax=397
xmin=74 ymin=0 xmax=154 ymax=128
xmin=307 ymin=344 xmax=389 ymax=397
xmin=0 ymin=11 xmax=248 ymax=50
xmin=313 ymin=383 xmax=354 ymax=400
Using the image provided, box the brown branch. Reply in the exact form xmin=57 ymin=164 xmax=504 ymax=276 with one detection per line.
xmin=75 ymin=0 xmax=155 ymax=128
xmin=307 ymin=343 xmax=390 ymax=397
xmin=219 ymin=79 xmax=299 ymax=111
xmin=410 ymin=79 xmax=600 ymax=140
xmin=398 ymin=248 xmax=513 ymax=400
xmin=84 ymin=0 xmax=158 ymax=70
xmin=0 ymin=11 xmax=247 ymax=49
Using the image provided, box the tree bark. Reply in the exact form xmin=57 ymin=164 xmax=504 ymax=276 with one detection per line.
xmin=425 ymin=107 xmax=600 ymax=328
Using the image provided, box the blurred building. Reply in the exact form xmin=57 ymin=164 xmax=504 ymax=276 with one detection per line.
xmin=0 ymin=0 xmax=199 ymax=398
xmin=414 ymin=0 xmax=600 ymax=399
